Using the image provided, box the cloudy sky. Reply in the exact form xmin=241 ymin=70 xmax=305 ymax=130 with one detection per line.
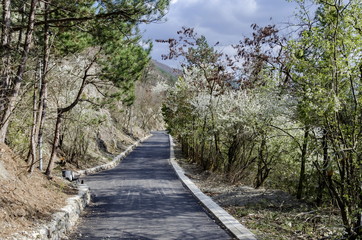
xmin=140 ymin=0 xmax=299 ymax=68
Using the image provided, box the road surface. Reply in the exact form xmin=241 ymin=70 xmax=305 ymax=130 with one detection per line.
xmin=70 ymin=131 xmax=232 ymax=240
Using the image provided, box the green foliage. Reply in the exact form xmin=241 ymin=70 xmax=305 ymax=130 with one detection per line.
xmin=47 ymin=0 xmax=95 ymax=55
xmin=287 ymin=1 xmax=362 ymax=237
xmin=161 ymin=1 xmax=362 ymax=237
xmin=0 ymin=0 xmax=170 ymax=177
xmin=55 ymin=30 xmax=93 ymax=56
xmin=100 ymin=37 xmax=151 ymax=105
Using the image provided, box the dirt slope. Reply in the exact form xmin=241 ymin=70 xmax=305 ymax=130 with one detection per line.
xmin=0 ymin=143 xmax=75 ymax=239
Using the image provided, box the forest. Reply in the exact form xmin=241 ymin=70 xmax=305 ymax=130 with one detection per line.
xmin=0 ymin=0 xmax=169 ymax=176
xmin=0 ymin=0 xmax=361 ymax=239
xmin=160 ymin=0 xmax=362 ymax=239
xmin=0 ymin=1 xmax=171 ymax=236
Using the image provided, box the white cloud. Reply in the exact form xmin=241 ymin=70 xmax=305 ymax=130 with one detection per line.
xmin=141 ymin=0 xmax=298 ymax=67
xmin=171 ymin=0 xmax=258 ymax=18
xmin=212 ymin=0 xmax=258 ymax=16
xmin=171 ymin=0 xmax=201 ymax=6
xmin=165 ymin=0 xmax=260 ymax=41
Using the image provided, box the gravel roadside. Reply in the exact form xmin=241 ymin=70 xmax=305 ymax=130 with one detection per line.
xmin=173 ymin=144 xmax=344 ymax=240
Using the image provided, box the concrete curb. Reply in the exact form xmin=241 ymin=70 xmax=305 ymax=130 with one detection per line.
xmin=9 ymin=184 xmax=90 ymax=240
xmin=9 ymin=134 xmax=152 ymax=240
xmin=76 ymin=134 xmax=152 ymax=176
xmin=168 ymin=135 xmax=258 ymax=240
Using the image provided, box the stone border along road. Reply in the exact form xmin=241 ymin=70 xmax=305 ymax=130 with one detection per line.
xmin=76 ymin=134 xmax=152 ymax=177
xmin=169 ymin=135 xmax=258 ymax=240
xmin=9 ymin=133 xmax=257 ymax=239
xmin=8 ymin=135 xmax=151 ymax=240
xmin=69 ymin=131 xmax=232 ymax=239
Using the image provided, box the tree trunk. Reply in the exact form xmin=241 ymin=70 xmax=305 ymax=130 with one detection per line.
xmin=127 ymin=106 xmax=132 ymax=134
xmin=0 ymin=0 xmax=38 ymax=143
xmin=16 ymin=4 xmax=26 ymax=50
xmin=200 ymin=115 xmax=208 ymax=169
xmin=45 ymin=112 xmax=62 ymax=176
xmin=0 ymin=0 xmax=12 ymax=115
xmin=45 ymin=53 xmax=97 ymax=176
xmin=27 ymin=77 xmax=39 ymax=173
xmin=37 ymin=0 xmax=51 ymax=171
xmin=297 ymin=127 xmax=309 ymax=199
xmin=316 ymin=128 xmax=329 ymax=205
xmin=37 ymin=76 xmax=47 ymax=171
xmin=255 ymin=137 xmax=270 ymax=188
xmin=227 ymin=135 xmax=238 ymax=173
xmin=1 ymin=0 xmax=11 ymax=47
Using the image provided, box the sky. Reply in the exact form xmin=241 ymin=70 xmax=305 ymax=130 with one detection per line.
xmin=140 ymin=0 xmax=299 ymax=68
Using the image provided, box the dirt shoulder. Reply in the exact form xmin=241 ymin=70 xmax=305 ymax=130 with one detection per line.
xmin=0 ymin=143 xmax=77 ymax=239
xmin=0 ymin=132 xmax=141 ymax=239
xmin=174 ymin=145 xmax=344 ymax=240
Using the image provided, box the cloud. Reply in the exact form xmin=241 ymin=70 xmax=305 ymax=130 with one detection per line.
xmin=171 ymin=0 xmax=258 ymax=24
xmin=141 ymin=0 xmax=298 ymax=68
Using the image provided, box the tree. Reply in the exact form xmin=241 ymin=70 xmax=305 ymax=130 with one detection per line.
xmin=44 ymin=4 xmax=166 ymax=176
xmin=159 ymin=28 xmax=236 ymax=169
xmin=288 ymin=0 xmax=362 ymax=238
xmin=0 ymin=0 xmax=39 ymax=142
xmin=0 ymin=0 xmax=169 ymax=145
xmin=0 ymin=0 xmax=169 ymax=175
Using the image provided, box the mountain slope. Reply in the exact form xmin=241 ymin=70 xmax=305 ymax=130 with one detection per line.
xmin=0 ymin=54 xmax=173 ymax=238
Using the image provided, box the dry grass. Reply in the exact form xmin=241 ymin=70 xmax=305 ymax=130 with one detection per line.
xmin=0 ymin=143 xmax=76 ymax=239
xmin=174 ymin=145 xmax=344 ymax=240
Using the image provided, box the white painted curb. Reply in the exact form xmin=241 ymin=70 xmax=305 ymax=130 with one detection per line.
xmin=168 ymin=135 xmax=258 ymax=240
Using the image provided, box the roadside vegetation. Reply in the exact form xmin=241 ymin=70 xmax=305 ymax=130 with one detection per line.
xmin=0 ymin=0 xmax=172 ymax=237
xmin=1 ymin=0 xmax=361 ymax=239
xmin=176 ymin=145 xmax=344 ymax=240
xmin=160 ymin=1 xmax=362 ymax=239
xmin=0 ymin=0 xmax=170 ymax=176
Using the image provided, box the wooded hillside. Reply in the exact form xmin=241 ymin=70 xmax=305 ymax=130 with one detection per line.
xmin=0 ymin=1 xmax=173 ymax=236
xmin=160 ymin=1 xmax=362 ymax=239
xmin=1 ymin=0 xmax=361 ymax=239
xmin=0 ymin=0 xmax=170 ymax=176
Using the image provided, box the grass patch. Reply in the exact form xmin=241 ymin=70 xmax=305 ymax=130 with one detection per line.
xmin=228 ymin=201 xmax=344 ymax=240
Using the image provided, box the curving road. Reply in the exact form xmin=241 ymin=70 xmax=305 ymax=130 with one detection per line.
xmin=69 ymin=131 xmax=232 ymax=240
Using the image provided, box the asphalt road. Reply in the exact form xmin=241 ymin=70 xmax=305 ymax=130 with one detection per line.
xmin=69 ymin=131 xmax=232 ymax=240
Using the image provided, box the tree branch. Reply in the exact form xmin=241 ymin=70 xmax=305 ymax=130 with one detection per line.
xmin=58 ymin=50 xmax=100 ymax=114
xmin=269 ymin=124 xmax=303 ymax=151
xmin=10 ymin=8 xmax=153 ymax=31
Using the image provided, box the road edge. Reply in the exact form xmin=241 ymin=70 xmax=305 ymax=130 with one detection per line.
xmin=9 ymin=134 xmax=152 ymax=240
xmin=76 ymin=134 xmax=152 ymax=176
xmin=168 ymin=135 xmax=258 ymax=240
xmin=8 ymin=184 xmax=91 ymax=240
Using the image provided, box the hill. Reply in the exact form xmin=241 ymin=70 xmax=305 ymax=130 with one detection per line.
xmin=0 ymin=143 xmax=75 ymax=238
xmin=150 ymin=60 xmax=181 ymax=85
xmin=0 ymin=56 xmax=172 ymax=238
